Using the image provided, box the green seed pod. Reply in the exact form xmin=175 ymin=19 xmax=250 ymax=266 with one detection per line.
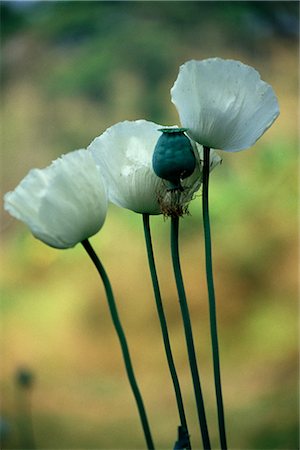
xmin=152 ymin=128 xmax=196 ymax=190
xmin=16 ymin=368 xmax=34 ymax=389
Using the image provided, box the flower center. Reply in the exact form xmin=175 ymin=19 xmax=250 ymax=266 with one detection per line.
xmin=152 ymin=128 xmax=196 ymax=191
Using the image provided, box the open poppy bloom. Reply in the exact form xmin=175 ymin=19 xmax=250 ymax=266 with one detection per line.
xmin=4 ymin=150 xmax=108 ymax=249
xmin=171 ymin=58 xmax=280 ymax=151
xmin=88 ymin=120 xmax=221 ymax=217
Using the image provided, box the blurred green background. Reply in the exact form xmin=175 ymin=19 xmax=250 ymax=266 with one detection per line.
xmin=1 ymin=1 xmax=298 ymax=449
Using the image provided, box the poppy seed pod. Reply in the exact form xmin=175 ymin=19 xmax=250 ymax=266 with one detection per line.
xmin=152 ymin=128 xmax=196 ymax=190
xmin=16 ymin=368 xmax=34 ymax=389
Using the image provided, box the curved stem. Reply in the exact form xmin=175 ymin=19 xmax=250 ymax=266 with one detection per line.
xmin=202 ymin=146 xmax=227 ymax=450
xmin=170 ymin=217 xmax=211 ymax=450
xmin=142 ymin=213 xmax=191 ymax=449
xmin=82 ymin=239 xmax=155 ymax=450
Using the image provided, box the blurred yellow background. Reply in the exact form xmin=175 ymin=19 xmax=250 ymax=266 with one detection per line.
xmin=1 ymin=2 xmax=298 ymax=449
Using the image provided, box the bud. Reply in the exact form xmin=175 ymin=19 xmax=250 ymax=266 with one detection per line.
xmin=16 ymin=368 xmax=34 ymax=389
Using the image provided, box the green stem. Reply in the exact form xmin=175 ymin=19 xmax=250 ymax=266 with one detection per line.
xmin=170 ymin=217 xmax=211 ymax=450
xmin=202 ymin=146 xmax=228 ymax=450
xmin=17 ymin=390 xmax=35 ymax=449
xmin=143 ymin=213 xmax=191 ymax=449
xmin=82 ymin=239 xmax=155 ymax=450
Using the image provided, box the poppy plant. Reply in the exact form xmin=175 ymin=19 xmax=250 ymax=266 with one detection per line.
xmin=170 ymin=57 xmax=280 ymax=450
xmin=171 ymin=58 xmax=279 ymax=152
xmin=4 ymin=149 xmax=108 ymax=248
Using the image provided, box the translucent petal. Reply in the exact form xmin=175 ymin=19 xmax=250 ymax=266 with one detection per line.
xmin=88 ymin=120 xmax=167 ymax=214
xmin=171 ymin=58 xmax=280 ymax=151
xmin=4 ymin=150 xmax=107 ymax=248
xmin=88 ymin=120 xmax=220 ymax=215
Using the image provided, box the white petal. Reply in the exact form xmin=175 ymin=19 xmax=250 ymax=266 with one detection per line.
xmin=88 ymin=120 xmax=167 ymax=215
xmin=171 ymin=58 xmax=280 ymax=151
xmin=88 ymin=121 xmax=218 ymax=215
xmin=4 ymin=150 xmax=107 ymax=248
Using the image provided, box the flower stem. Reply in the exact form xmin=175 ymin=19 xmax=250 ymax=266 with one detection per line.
xmin=202 ymin=146 xmax=227 ymax=450
xmin=142 ymin=213 xmax=191 ymax=449
xmin=170 ymin=217 xmax=211 ymax=450
xmin=81 ymin=239 xmax=155 ymax=450
xmin=16 ymin=385 xmax=35 ymax=449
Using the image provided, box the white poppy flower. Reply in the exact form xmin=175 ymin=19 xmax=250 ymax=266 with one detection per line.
xmin=171 ymin=58 xmax=280 ymax=152
xmin=88 ymin=120 xmax=220 ymax=216
xmin=88 ymin=120 xmax=165 ymax=215
xmin=4 ymin=150 xmax=108 ymax=249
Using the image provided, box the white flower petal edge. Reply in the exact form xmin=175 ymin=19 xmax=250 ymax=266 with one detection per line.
xmin=4 ymin=150 xmax=108 ymax=249
xmin=171 ymin=58 xmax=280 ymax=152
xmin=88 ymin=120 xmax=213 ymax=215
xmin=88 ymin=120 xmax=165 ymax=215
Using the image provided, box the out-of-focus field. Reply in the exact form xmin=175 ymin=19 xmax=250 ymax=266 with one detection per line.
xmin=0 ymin=2 xmax=298 ymax=449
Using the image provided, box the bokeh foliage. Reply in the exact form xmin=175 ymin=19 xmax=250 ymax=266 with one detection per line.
xmin=1 ymin=1 xmax=298 ymax=449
